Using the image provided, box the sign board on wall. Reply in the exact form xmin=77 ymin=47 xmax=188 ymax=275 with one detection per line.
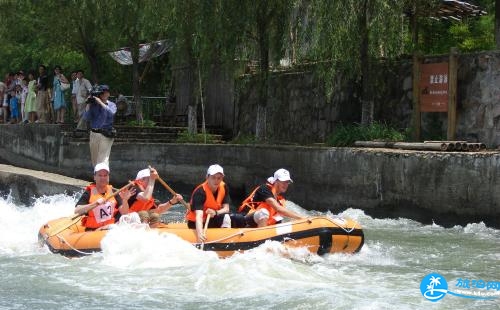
xmin=419 ymin=63 xmax=449 ymax=112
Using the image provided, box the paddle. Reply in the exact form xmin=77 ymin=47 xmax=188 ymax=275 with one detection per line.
xmin=148 ymin=165 xmax=191 ymax=210
xmin=200 ymin=214 xmax=211 ymax=250
xmin=44 ymin=181 xmax=134 ymax=238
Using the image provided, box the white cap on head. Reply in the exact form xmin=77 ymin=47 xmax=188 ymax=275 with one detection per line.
xmin=207 ymin=164 xmax=224 ymax=176
xmin=136 ymin=168 xmax=150 ymax=180
xmin=268 ymin=168 xmax=293 ymax=184
xmin=94 ymin=162 xmax=110 ymax=173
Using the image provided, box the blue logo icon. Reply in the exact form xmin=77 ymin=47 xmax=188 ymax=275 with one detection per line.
xmin=420 ymin=273 xmax=448 ymax=302
xmin=421 ymin=273 xmax=499 ymax=301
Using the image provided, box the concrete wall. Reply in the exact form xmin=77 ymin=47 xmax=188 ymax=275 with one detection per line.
xmin=1 ymin=124 xmax=499 ymax=228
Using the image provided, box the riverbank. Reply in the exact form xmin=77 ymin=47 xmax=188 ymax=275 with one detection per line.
xmin=0 ymin=164 xmax=87 ymax=206
xmin=1 ymin=124 xmax=499 ymax=228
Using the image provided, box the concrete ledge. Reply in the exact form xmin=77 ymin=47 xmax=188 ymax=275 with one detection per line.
xmin=0 ymin=164 xmax=88 ymax=206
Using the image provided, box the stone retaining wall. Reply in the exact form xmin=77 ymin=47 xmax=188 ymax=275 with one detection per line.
xmin=1 ymin=124 xmax=499 ymax=228
xmin=235 ymin=51 xmax=500 ymax=147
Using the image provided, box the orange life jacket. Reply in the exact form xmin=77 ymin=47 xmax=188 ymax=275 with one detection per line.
xmin=238 ymin=183 xmax=286 ymax=225
xmin=128 ymin=180 xmax=156 ymax=212
xmin=185 ymin=181 xmax=225 ymax=222
xmin=81 ymin=184 xmax=118 ymax=229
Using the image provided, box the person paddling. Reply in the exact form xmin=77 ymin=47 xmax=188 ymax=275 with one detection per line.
xmin=75 ymin=162 xmax=135 ymax=230
xmin=238 ymin=168 xmax=305 ymax=227
xmin=126 ymin=167 xmax=183 ymax=215
xmin=185 ymin=164 xmax=234 ymax=243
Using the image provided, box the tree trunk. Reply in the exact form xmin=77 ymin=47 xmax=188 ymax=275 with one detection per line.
xmin=131 ymin=38 xmax=143 ymax=122
xmin=360 ymin=0 xmax=373 ymax=126
xmin=187 ymin=104 xmax=197 ymax=134
xmin=79 ymin=25 xmax=99 ymax=84
xmin=496 ymin=0 xmax=500 ymax=49
xmin=255 ymin=7 xmax=269 ymax=141
xmin=88 ymin=55 xmax=99 ymax=84
xmin=410 ymin=2 xmax=419 ymax=51
xmin=255 ymin=104 xmax=266 ymax=140
xmin=181 ymin=31 xmax=197 ymax=134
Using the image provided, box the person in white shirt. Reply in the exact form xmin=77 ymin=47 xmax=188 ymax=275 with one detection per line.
xmin=70 ymin=71 xmax=79 ymax=123
xmin=75 ymin=69 xmax=92 ymax=130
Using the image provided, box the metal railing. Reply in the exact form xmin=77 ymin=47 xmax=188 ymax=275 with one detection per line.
xmin=113 ymin=96 xmax=183 ymax=125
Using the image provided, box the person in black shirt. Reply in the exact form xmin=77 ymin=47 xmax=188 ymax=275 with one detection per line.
xmin=239 ymin=169 xmax=305 ymax=227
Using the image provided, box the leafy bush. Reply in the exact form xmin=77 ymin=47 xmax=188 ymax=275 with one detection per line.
xmin=326 ymin=122 xmax=406 ymax=147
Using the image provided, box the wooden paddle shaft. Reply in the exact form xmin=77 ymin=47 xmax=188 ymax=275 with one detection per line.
xmin=156 ymin=176 xmax=191 ymax=209
xmin=200 ymin=214 xmax=211 ymax=250
xmin=72 ymin=181 xmax=133 ymax=220
xmin=46 ymin=182 xmax=133 ymax=238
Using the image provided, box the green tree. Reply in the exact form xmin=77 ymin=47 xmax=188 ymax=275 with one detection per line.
xmin=241 ymin=0 xmax=292 ymax=140
xmin=164 ymin=0 xmax=246 ymax=134
xmin=417 ymin=0 xmax=494 ymax=54
xmin=45 ymin=0 xmax=107 ymax=82
xmin=99 ymin=0 xmax=172 ymax=122
xmin=496 ymin=0 xmax=500 ymax=48
xmin=308 ymin=0 xmax=411 ymax=125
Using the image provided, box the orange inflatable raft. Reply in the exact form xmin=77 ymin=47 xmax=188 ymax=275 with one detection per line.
xmin=38 ymin=216 xmax=364 ymax=258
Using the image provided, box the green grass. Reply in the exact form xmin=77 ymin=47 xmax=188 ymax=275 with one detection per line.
xmin=326 ymin=122 xmax=406 ymax=147
xmin=126 ymin=119 xmax=156 ymax=127
xmin=175 ymin=131 xmax=219 ymax=143
xmin=229 ymin=134 xmax=258 ymax=144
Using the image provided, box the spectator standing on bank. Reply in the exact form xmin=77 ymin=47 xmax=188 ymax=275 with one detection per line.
xmin=2 ymin=73 xmax=15 ymax=123
xmin=70 ymin=71 xmax=78 ymax=122
xmin=83 ymin=84 xmax=117 ymax=166
xmin=9 ymin=87 xmax=20 ymax=123
xmin=0 ymin=80 xmax=5 ymax=123
xmin=24 ymin=70 xmax=37 ymax=123
xmin=75 ymin=69 xmax=92 ymax=130
xmin=35 ymin=65 xmax=50 ymax=123
xmin=52 ymin=65 xmax=69 ymax=124
xmin=19 ymin=73 xmax=29 ymax=123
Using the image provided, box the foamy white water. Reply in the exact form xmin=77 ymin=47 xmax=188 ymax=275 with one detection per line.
xmin=0 ymin=194 xmax=499 ymax=310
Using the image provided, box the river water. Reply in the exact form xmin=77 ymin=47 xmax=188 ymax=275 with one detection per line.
xmin=0 ymin=193 xmax=499 ymax=310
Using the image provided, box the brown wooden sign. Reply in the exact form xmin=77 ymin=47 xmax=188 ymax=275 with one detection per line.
xmin=419 ymin=62 xmax=449 ymax=112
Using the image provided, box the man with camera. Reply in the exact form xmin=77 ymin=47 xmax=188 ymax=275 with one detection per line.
xmin=83 ymin=84 xmax=117 ymax=167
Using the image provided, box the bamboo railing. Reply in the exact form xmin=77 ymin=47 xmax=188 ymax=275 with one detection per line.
xmin=353 ymin=140 xmax=487 ymax=152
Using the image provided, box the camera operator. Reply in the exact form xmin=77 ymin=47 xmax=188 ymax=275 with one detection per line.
xmin=83 ymin=84 xmax=117 ymax=167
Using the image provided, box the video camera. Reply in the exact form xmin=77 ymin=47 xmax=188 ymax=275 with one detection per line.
xmin=86 ymin=85 xmax=107 ymax=104
xmin=90 ymin=85 xmax=104 ymax=97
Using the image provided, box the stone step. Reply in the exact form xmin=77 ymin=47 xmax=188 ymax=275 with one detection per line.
xmin=114 ymin=125 xmax=186 ymax=133
xmin=68 ymin=137 xmax=225 ymax=144
xmin=61 ymin=123 xmax=228 ymax=144
xmin=65 ymin=130 xmax=224 ymax=144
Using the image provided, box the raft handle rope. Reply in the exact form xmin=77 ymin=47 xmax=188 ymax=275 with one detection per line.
xmin=56 ymin=234 xmax=94 ymax=256
xmin=198 ymin=216 xmax=356 ymax=245
xmin=199 ymin=231 xmax=246 ymax=245
xmin=326 ymin=216 xmax=357 ymax=234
